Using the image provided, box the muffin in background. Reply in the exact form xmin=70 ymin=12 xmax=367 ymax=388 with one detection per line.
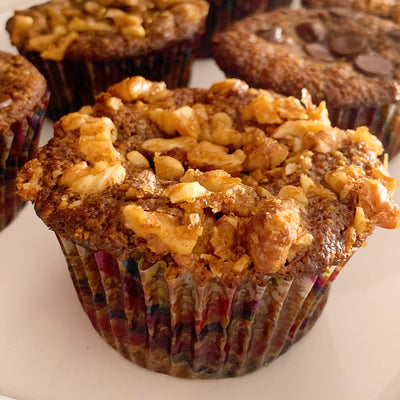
xmin=302 ymin=0 xmax=400 ymax=22
xmin=6 ymin=0 xmax=208 ymax=120
xmin=17 ymin=76 xmax=400 ymax=378
xmin=0 ymin=51 xmax=48 ymax=232
xmin=199 ymin=0 xmax=299 ymax=58
xmin=212 ymin=7 xmax=400 ymax=158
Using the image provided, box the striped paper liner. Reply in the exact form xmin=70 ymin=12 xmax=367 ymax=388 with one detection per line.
xmin=57 ymin=236 xmax=351 ymax=378
xmin=0 ymin=92 xmax=49 ymax=231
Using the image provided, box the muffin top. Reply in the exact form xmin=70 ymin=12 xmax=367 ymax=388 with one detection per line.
xmin=17 ymin=76 xmax=400 ymax=283
xmin=303 ymin=0 xmax=400 ymax=22
xmin=212 ymin=7 xmax=400 ymax=107
xmin=6 ymin=0 xmax=208 ymax=61
xmin=0 ymin=51 xmax=47 ymax=137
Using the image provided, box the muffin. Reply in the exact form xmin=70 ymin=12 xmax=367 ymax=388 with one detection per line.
xmin=6 ymin=0 xmax=208 ymax=120
xmin=0 ymin=51 xmax=48 ymax=232
xmin=17 ymin=76 xmax=400 ymax=378
xmin=212 ymin=8 xmax=400 ymax=158
xmin=302 ymin=0 xmax=400 ymax=22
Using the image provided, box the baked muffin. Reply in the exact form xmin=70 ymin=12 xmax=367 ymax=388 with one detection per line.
xmin=302 ymin=0 xmax=400 ymax=22
xmin=6 ymin=0 xmax=208 ymax=120
xmin=198 ymin=0 xmax=299 ymax=58
xmin=17 ymin=76 xmax=400 ymax=378
xmin=0 ymin=51 xmax=48 ymax=232
xmin=212 ymin=8 xmax=400 ymax=158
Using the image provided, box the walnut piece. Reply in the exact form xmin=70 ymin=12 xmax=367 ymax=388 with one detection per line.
xmin=122 ymin=203 xmax=203 ymax=254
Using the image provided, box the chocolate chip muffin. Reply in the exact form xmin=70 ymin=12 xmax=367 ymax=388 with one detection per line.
xmin=212 ymin=7 xmax=400 ymax=157
xmin=303 ymin=0 xmax=400 ymax=23
xmin=0 ymin=51 xmax=48 ymax=232
xmin=17 ymin=76 xmax=400 ymax=378
xmin=199 ymin=0 xmax=297 ymax=58
xmin=6 ymin=0 xmax=208 ymax=120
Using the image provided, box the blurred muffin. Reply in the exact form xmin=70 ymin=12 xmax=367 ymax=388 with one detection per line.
xmin=0 ymin=51 xmax=48 ymax=232
xmin=213 ymin=7 xmax=400 ymax=158
xmin=198 ymin=0 xmax=299 ymax=58
xmin=6 ymin=0 xmax=208 ymax=120
xmin=17 ymin=76 xmax=400 ymax=378
xmin=302 ymin=0 xmax=400 ymax=22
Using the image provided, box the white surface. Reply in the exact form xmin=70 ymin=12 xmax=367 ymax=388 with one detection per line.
xmin=1 ymin=2 xmax=400 ymax=400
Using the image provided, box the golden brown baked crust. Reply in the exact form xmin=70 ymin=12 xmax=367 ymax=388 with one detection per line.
xmin=7 ymin=0 xmax=208 ymax=61
xmin=17 ymin=77 xmax=400 ymax=283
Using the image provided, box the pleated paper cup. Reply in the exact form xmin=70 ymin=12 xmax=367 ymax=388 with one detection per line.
xmin=57 ymin=235 xmax=348 ymax=378
xmin=0 ymin=92 xmax=49 ymax=231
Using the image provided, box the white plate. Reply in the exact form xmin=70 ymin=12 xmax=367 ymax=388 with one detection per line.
xmin=1 ymin=2 xmax=400 ymax=400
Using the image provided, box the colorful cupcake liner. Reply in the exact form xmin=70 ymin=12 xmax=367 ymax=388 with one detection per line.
xmin=57 ymin=235 xmax=348 ymax=378
xmin=0 ymin=92 xmax=49 ymax=231
xmin=327 ymin=103 xmax=400 ymax=159
xmin=198 ymin=0 xmax=267 ymax=57
xmin=23 ymin=39 xmax=200 ymax=121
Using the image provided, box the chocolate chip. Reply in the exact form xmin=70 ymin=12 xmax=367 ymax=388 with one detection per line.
xmin=329 ymin=8 xmax=349 ymax=18
xmin=255 ymin=26 xmax=283 ymax=43
xmin=329 ymin=33 xmax=367 ymax=57
xmin=295 ymin=21 xmax=326 ymax=43
xmin=0 ymin=93 xmax=12 ymax=109
xmin=304 ymin=43 xmax=335 ymax=62
xmin=388 ymin=28 xmax=400 ymax=38
xmin=354 ymin=54 xmax=393 ymax=76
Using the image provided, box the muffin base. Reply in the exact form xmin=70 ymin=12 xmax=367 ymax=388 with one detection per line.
xmin=57 ymin=236 xmax=346 ymax=378
xmin=0 ymin=93 xmax=48 ymax=231
xmin=23 ymin=39 xmax=200 ymax=120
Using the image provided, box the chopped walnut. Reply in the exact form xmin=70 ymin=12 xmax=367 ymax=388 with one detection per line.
xmin=163 ymin=181 xmax=209 ymax=203
xmin=187 ymin=141 xmax=246 ymax=173
xmin=148 ymin=106 xmax=201 ymax=138
xmin=242 ymin=127 xmax=288 ymax=171
xmin=59 ymin=161 xmax=126 ymax=194
xmin=154 ymin=154 xmax=185 ymax=180
xmin=141 ymin=136 xmax=197 ymax=153
xmin=241 ymin=93 xmax=283 ymax=124
xmin=273 ymin=120 xmax=332 ymax=152
xmin=245 ymin=199 xmax=300 ymax=274
xmin=127 ymin=150 xmax=150 ymax=168
xmin=109 ymin=76 xmax=167 ymax=102
xmin=122 ymin=203 xmax=203 ymax=254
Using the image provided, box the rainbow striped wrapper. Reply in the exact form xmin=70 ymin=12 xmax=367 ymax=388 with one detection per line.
xmin=57 ymin=235 xmax=349 ymax=378
xmin=23 ymin=38 xmax=201 ymax=121
xmin=0 ymin=91 xmax=49 ymax=231
xmin=328 ymin=103 xmax=400 ymax=159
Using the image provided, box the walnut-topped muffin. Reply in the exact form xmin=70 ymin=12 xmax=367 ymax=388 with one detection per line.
xmin=6 ymin=0 xmax=208 ymax=119
xmin=213 ymin=7 xmax=400 ymax=157
xmin=17 ymin=76 xmax=400 ymax=377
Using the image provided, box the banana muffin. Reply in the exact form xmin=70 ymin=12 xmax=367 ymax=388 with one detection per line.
xmin=213 ymin=7 xmax=400 ymax=158
xmin=6 ymin=0 xmax=208 ymax=120
xmin=17 ymin=76 xmax=400 ymax=378
xmin=0 ymin=51 xmax=48 ymax=231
